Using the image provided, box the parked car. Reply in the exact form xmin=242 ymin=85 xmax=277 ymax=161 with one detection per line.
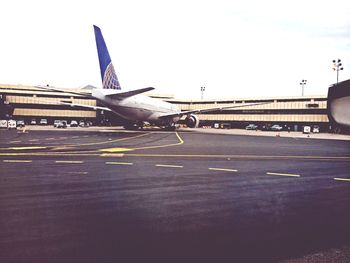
xmin=312 ymin=125 xmax=320 ymax=133
xmin=16 ymin=120 xmax=25 ymax=128
xmin=39 ymin=119 xmax=48 ymax=125
xmin=56 ymin=121 xmax=67 ymax=128
xmin=54 ymin=120 xmax=62 ymax=127
xmin=303 ymin=125 xmax=311 ymax=134
xmin=245 ymin=124 xmax=258 ymax=130
xmin=70 ymin=120 xmax=78 ymax=127
xmin=30 ymin=119 xmax=37 ymax=125
xmin=8 ymin=120 xmax=17 ymax=129
xmin=0 ymin=120 xmax=8 ymax=128
xmin=270 ymin=124 xmax=283 ymax=131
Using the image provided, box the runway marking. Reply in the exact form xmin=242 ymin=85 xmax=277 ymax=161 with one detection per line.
xmin=0 ymin=151 xmax=350 ymax=162
xmin=68 ymin=172 xmax=88 ymax=175
xmin=105 ymin=161 xmax=133 ymax=165
xmin=209 ymin=168 xmax=238 ymax=172
xmin=155 ymin=164 xmax=184 ymax=168
xmin=266 ymin=172 xmax=300 ymax=177
xmin=100 ymin=153 xmax=125 ymax=157
xmin=131 ymin=132 xmax=184 ymax=151
xmin=122 ymin=153 xmax=350 ymax=161
xmin=74 ymin=132 xmax=150 ymax=147
xmin=28 ymin=139 xmax=39 ymax=142
xmin=9 ymin=140 xmax=21 ymax=143
xmin=55 ymin=160 xmax=84 ymax=164
xmin=4 ymin=146 xmax=48 ymax=150
xmin=334 ymin=177 xmax=350 ymax=182
xmin=3 ymin=160 xmax=32 ymax=163
xmin=100 ymin=147 xmax=134 ymax=153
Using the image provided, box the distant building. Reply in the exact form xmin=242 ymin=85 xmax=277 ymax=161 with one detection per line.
xmin=168 ymin=96 xmax=328 ymax=131
xmin=0 ymin=84 xmax=97 ymax=123
xmin=0 ymin=83 xmax=329 ymax=131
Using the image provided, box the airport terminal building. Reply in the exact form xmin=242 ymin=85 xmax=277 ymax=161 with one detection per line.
xmin=0 ymin=83 xmax=329 ymax=131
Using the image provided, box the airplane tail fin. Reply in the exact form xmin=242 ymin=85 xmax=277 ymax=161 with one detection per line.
xmin=94 ymin=25 xmax=121 ymax=90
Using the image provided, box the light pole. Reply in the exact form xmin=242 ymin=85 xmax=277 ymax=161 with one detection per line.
xmin=332 ymin=59 xmax=344 ymax=85
xmin=300 ymin=79 xmax=307 ymax=96
xmin=200 ymin=86 xmax=205 ymax=100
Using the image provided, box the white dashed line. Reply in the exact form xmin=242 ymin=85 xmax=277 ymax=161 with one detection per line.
xmin=208 ymin=168 xmax=238 ymax=172
xmin=266 ymin=172 xmax=300 ymax=177
xmin=105 ymin=162 xmax=133 ymax=165
xmin=155 ymin=164 xmax=184 ymax=168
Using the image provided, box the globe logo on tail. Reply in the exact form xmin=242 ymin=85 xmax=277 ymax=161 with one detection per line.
xmin=103 ymin=62 xmax=121 ymax=90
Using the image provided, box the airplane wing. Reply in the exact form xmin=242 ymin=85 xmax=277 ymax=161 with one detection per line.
xmin=59 ymin=101 xmax=112 ymax=111
xmin=158 ymin=102 xmax=270 ymax=119
xmin=35 ymin=86 xmax=94 ymax=98
xmin=37 ymin=85 xmax=155 ymax=99
xmin=99 ymin=87 xmax=155 ymax=98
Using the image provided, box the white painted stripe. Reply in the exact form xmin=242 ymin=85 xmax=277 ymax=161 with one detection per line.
xmin=155 ymin=164 xmax=184 ymax=168
xmin=266 ymin=172 xmax=300 ymax=177
xmin=3 ymin=160 xmax=32 ymax=163
xmin=68 ymin=172 xmax=88 ymax=175
xmin=55 ymin=161 xmax=84 ymax=164
xmin=208 ymin=168 xmax=238 ymax=172
xmin=334 ymin=177 xmax=350 ymax=182
xmin=105 ymin=162 xmax=133 ymax=165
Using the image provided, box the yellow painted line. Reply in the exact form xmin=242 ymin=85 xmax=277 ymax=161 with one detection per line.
xmin=105 ymin=161 xmax=133 ymax=165
xmin=55 ymin=160 xmax=84 ymax=164
xmin=131 ymin=132 xmax=184 ymax=151
xmin=334 ymin=177 xmax=350 ymax=182
xmin=100 ymin=153 xmax=125 ymax=157
xmin=0 ymin=152 xmax=101 ymax=157
xmin=209 ymin=168 xmax=238 ymax=172
xmin=267 ymin=172 xmax=300 ymax=177
xmin=3 ymin=160 xmax=32 ymax=163
xmin=155 ymin=164 xmax=183 ymax=168
xmin=100 ymin=147 xmax=134 ymax=153
xmin=5 ymin=146 xmax=48 ymax=150
xmin=73 ymin=132 xmax=150 ymax=148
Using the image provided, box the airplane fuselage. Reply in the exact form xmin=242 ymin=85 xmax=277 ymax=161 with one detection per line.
xmin=92 ymin=89 xmax=180 ymax=125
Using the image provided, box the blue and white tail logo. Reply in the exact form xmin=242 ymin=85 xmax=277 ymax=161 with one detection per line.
xmin=94 ymin=25 xmax=121 ymax=90
xmin=103 ymin=63 xmax=121 ymax=90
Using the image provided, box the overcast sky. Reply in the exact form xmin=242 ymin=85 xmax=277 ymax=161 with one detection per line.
xmin=1 ymin=0 xmax=350 ymax=99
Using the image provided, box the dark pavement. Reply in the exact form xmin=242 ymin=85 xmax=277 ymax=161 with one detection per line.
xmin=0 ymin=128 xmax=349 ymax=262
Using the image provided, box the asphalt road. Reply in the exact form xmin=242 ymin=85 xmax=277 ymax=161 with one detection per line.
xmin=0 ymin=128 xmax=349 ymax=262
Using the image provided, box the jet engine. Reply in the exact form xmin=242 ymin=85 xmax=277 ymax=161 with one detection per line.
xmin=185 ymin=114 xmax=199 ymax=128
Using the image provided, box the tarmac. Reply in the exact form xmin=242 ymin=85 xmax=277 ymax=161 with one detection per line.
xmin=15 ymin=125 xmax=350 ymax=141
xmin=1 ymin=126 xmax=349 ymax=262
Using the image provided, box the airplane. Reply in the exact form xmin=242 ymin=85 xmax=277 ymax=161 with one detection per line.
xmin=43 ymin=25 xmax=268 ymax=130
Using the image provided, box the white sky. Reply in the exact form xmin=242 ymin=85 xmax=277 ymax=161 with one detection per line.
xmin=1 ymin=0 xmax=350 ymax=99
